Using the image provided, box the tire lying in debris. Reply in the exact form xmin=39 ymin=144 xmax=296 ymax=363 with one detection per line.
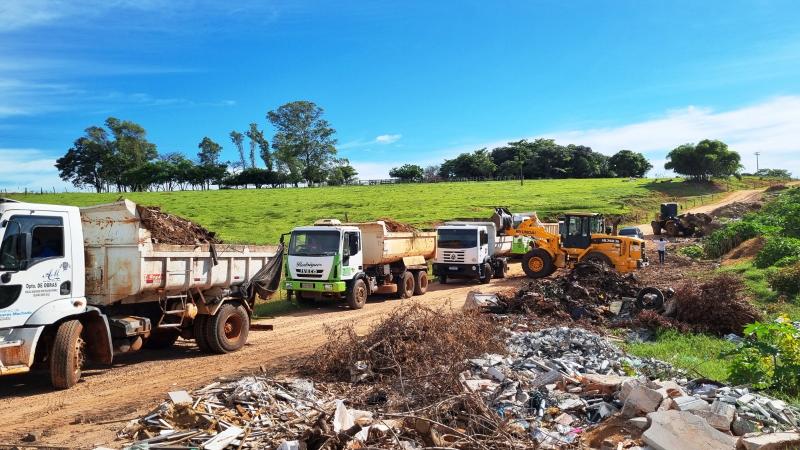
xmin=636 ymin=287 xmax=665 ymax=311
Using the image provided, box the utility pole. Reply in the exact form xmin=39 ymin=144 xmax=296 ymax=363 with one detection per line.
xmin=755 ymin=152 xmax=760 ymax=172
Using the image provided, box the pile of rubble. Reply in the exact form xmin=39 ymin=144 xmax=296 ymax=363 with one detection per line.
xmin=137 ymin=204 xmax=221 ymax=245
xmin=710 ymin=201 xmax=762 ymax=219
xmin=461 ymin=327 xmax=800 ymax=449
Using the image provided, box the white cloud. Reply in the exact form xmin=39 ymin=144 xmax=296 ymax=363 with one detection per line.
xmin=0 ymin=149 xmax=74 ymax=192
xmin=0 ymin=0 xmax=177 ymax=32
xmin=375 ymin=134 xmax=401 ymax=145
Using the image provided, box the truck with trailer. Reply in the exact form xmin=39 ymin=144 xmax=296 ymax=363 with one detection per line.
xmin=283 ymin=219 xmax=435 ymax=309
xmin=0 ymin=199 xmax=283 ymax=389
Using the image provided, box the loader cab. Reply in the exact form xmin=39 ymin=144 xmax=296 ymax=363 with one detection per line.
xmin=560 ymin=213 xmax=604 ymax=249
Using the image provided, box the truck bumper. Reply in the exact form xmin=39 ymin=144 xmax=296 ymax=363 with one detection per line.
xmin=433 ymin=263 xmax=479 ymax=277
xmin=0 ymin=326 xmax=43 ymax=376
xmin=284 ymin=280 xmax=347 ymax=293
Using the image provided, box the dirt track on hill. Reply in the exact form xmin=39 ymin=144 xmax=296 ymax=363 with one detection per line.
xmin=0 ymin=268 xmax=527 ymax=448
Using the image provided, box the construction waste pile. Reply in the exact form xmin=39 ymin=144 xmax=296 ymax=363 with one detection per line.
xmin=136 ymin=204 xmax=221 ymax=245
xmin=709 ymin=201 xmax=762 ymax=219
xmin=472 ymin=262 xmax=761 ymax=336
xmin=119 ymin=325 xmax=800 ymax=450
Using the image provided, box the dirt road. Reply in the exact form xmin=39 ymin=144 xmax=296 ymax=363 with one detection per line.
xmin=637 ymin=188 xmax=765 ymax=235
xmin=0 ymin=268 xmax=527 ymax=447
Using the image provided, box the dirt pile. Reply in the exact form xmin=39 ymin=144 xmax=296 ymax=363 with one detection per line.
xmin=710 ymin=201 xmax=762 ymax=219
xmin=137 ymin=205 xmax=221 ymax=245
xmin=494 ymin=262 xmax=641 ymax=324
xmin=306 ymin=304 xmax=504 ymax=409
xmin=377 ymin=217 xmax=418 ymax=232
xmin=722 ymin=236 xmax=765 ymax=266
xmin=766 ymin=183 xmax=788 ymax=192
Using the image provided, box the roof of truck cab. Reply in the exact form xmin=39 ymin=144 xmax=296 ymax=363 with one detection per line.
xmin=561 ymin=212 xmax=602 ymax=217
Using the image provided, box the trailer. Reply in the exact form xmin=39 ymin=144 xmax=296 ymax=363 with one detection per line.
xmin=0 ymin=199 xmax=282 ymax=388
xmin=283 ymin=219 xmax=435 ymax=309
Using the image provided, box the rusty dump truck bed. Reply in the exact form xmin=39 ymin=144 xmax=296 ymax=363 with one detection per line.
xmin=80 ymin=200 xmax=280 ymax=306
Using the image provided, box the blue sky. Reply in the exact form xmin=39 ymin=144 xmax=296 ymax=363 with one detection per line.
xmin=1 ymin=0 xmax=799 ymax=190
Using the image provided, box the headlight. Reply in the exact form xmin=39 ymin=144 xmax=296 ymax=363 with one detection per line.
xmin=285 ymin=281 xmax=292 ymax=289
xmin=323 ymin=283 xmax=333 ymax=291
xmin=472 ymin=265 xmax=477 ymax=270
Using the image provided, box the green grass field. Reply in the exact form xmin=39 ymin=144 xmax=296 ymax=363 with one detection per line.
xmin=6 ymin=178 xmax=744 ymax=244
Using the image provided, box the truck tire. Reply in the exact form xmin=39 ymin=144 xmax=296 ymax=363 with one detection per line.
xmin=651 ymin=221 xmax=662 ymax=236
xmin=396 ymin=271 xmax=415 ymax=299
xmin=522 ymin=249 xmax=553 ymax=279
xmin=413 ymin=271 xmax=429 ymax=295
xmin=50 ymin=320 xmax=85 ymax=389
xmin=204 ymin=303 xmax=249 ymax=354
xmin=494 ymin=259 xmax=508 ymax=279
xmin=347 ymin=278 xmax=368 ymax=309
xmin=194 ymin=316 xmax=211 ymax=352
xmin=143 ymin=330 xmax=180 ymax=349
xmin=479 ymin=263 xmax=493 ymax=284
xmin=664 ymin=220 xmax=679 ymax=237
xmin=583 ymin=252 xmax=613 ymax=268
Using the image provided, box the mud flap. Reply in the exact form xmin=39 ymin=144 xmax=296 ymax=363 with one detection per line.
xmin=81 ymin=307 xmax=113 ymax=365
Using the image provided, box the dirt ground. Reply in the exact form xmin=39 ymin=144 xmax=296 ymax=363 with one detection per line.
xmin=0 ymin=267 xmax=527 ymax=448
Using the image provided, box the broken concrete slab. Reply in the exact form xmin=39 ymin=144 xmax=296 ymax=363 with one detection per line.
xmin=167 ymin=390 xmax=193 ymax=405
xmin=673 ymin=395 xmax=712 ymax=412
xmin=622 ymin=384 xmax=664 ymax=418
xmin=643 ymin=410 xmax=737 ymax=450
xmin=738 ymin=431 xmax=800 ymax=450
xmin=732 ymin=417 xmax=758 ymax=437
xmin=692 ymin=409 xmax=733 ymax=432
xmin=581 ymin=373 xmax=633 ymax=395
xmin=629 ymin=416 xmax=649 ymax=430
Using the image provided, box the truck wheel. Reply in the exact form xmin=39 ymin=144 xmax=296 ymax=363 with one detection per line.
xmin=50 ymin=320 xmax=85 ymax=389
xmin=522 ymin=249 xmax=553 ymax=279
xmin=664 ymin=220 xmax=679 ymax=236
xmin=439 ymin=275 xmax=448 ymax=284
xmin=479 ymin=263 xmax=493 ymax=284
xmin=347 ymin=278 xmax=368 ymax=309
xmin=194 ymin=316 xmax=211 ymax=352
xmin=143 ymin=330 xmax=180 ymax=349
xmin=651 ymin=221 xmax=662 ymax=235
xmin=494 ymin=260 xmax=508 ymax=279
xmin=396 ymin=271 xmax=414 ymax=299
xmin=583 ymin=252 xmax=613 ymax=268
xmin=413 ymin=271 xmax=429 ymax=295
xmin=205 ymin=303 xmax=249 ymax=354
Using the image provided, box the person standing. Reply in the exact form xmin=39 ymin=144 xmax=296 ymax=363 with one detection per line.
xmin=656 ymin=237 xmax=667 ymax=264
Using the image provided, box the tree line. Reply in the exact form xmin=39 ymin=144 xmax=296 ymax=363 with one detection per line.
xmin=390 ymin=139 xmax=653 ymax=182
xmin=56 ymin=101 xmax=358 ymax=192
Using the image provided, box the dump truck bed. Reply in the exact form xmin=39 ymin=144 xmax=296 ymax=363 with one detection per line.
xmin=346 ymin=221 xmax=436 ymax=266
xmin=81 ymin=200 xmax=280 ymax=305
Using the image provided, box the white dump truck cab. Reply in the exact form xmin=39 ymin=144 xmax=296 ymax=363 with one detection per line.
xmin=284 ymin=219 xmax=434 ymax=309
xmin=0 ymin=199 xmax=90 ymax=378
xmin=432 ymin=222 xmax=510 ymax=284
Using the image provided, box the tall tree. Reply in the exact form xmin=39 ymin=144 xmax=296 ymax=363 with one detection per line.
xmin=390 ymin=164 xmax=424 ymax=182
xmin=55 ymin=126 xmax=114 ymax=192
xmin=229 ymin=131 xmax=247 ymax=170
xmin=267 ymin=101 xmax=338 ymax=186
xmin=246 ymin=123 xmax=272 ymax=171
xmin=197 ymin=137 xmax=226 ymax=189
xmin=665 ymin=139 xmax=741 ymax=181
xmin=609 ymin=150 xmax=652 ymax=177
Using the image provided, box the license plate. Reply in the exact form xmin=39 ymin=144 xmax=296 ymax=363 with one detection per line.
xmin=449 ymin=266 xmax=459 ymax=271
xmin=300 ymin=283 xmax=315 ymax=289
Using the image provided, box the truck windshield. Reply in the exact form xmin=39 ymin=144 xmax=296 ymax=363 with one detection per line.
xmin=289 ymin=230 xmax=340 ymax=256
xmin=438 ymin=229 xmax=477 ymax=249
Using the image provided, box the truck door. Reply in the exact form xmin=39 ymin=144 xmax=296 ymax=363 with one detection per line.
xmin=341 ymin=231 xmax=362 ymax=279
xmin=0 ymin=212 xmax=73 ymax=328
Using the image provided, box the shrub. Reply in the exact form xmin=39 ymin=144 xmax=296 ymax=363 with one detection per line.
xmin=678 ymin=244 xmax=704 ymax=259
xmin=767 ymin=262 xmax=800 ymax=298
xmin=728 ymin=316 xmax=800 ymax=395
xmin=704 ymin=220 xmax=765 ymax=258
xmin=670 ymin=273 xmax=761 ymax=335
xmin=754 ymin=236 xmax=800 ymax=268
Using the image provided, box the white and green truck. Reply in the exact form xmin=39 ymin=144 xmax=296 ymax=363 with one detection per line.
xmin=283 ymin=219 xmax=436 ymax=309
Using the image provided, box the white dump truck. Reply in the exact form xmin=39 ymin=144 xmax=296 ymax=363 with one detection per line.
xmin=283 ymin=219 xmax=435 ymax=309
xmin=0 ymin=199 xmax=282 ymax=389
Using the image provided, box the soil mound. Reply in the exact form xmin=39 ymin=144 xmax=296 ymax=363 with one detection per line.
xmin=722 ymin=236 xmax=765 ymax=265
xmin=137 ymin=205 xmax=221 ymax=245
xmin=710 ymin=201 xmax=762 ymax=219
xmin=378 ymin=217 xmax=418 ymax=232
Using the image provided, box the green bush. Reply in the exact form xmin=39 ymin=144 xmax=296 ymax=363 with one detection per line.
xmin=767 ymin=262 xmax=800 ymax=298
xmin=775 ymin=255 xmax=800 ymax=267
xmin=704 ymin=220 xmax=766 ymax=258
xmin=728 ymin=316 xmax=800 ymax=395
xmin=678 ymin=244 xmax=704 ymax=259
xmin=755 ymin=236 xmax=800 ymax=268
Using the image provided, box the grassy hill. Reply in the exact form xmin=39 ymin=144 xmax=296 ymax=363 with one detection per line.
xmin=6 ymin=178 xmax=757 ymax=244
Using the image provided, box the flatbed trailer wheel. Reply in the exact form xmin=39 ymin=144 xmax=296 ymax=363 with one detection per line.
xmin=413 ymin=270 xmax=429 ymax=295
xmin=205 ymin=303 xmax=249 ymax=354
xmin=347 ymin=278 xmax=368 ymax=309
xmin=50 ymin=320 xmax=85 ymax=389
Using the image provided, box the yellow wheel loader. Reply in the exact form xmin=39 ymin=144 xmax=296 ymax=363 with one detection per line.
xmin=505 ymin=212 xmax=647 ymax=278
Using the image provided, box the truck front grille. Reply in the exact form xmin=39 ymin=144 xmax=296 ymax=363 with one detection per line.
xmin=442 ymin=250 xmax=465 ymax=263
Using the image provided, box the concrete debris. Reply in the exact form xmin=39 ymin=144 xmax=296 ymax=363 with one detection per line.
xmin=738 ymin=431 xmax=800 ymax=450
xmin=643 ymin=410 xmax=737 ymax=450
